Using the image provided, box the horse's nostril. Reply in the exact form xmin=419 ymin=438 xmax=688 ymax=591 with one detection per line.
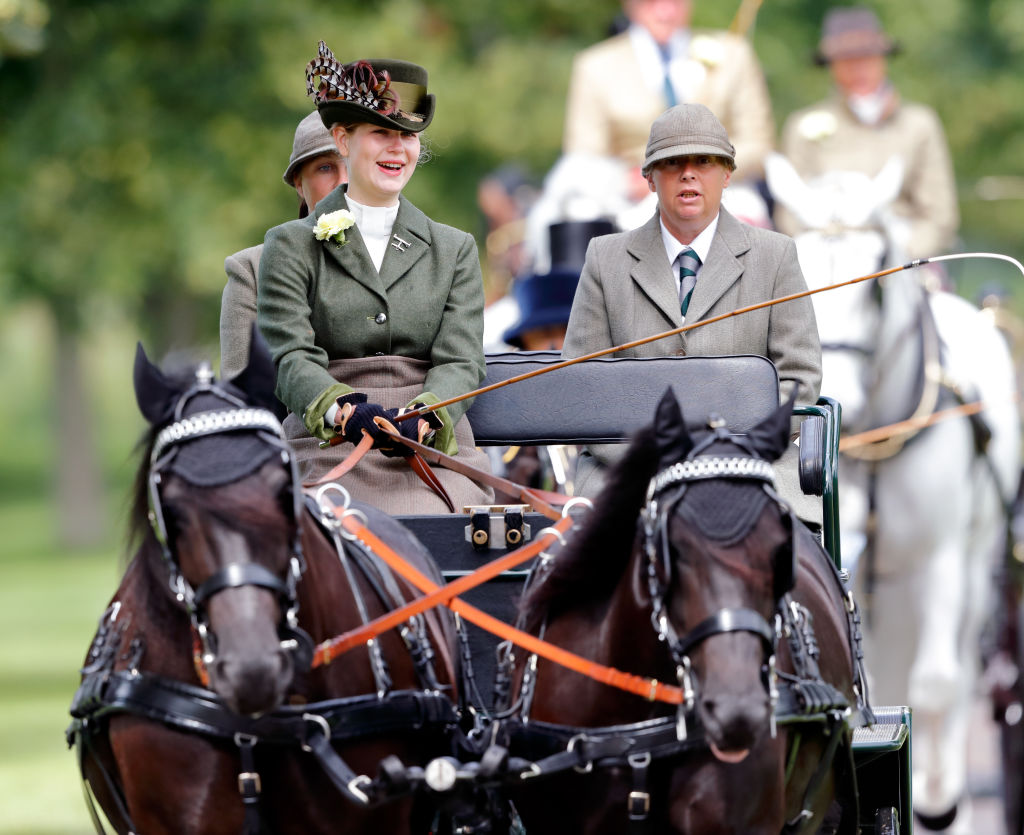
xmin=210 ymin=650 xmax=294 ymax=715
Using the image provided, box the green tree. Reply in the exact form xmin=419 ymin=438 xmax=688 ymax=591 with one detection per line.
xmin=2 ymin=0 xmax=1022 ymax=547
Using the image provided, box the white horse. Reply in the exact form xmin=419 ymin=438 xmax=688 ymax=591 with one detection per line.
xmin=767 ymin=153 xmax=1020 ymax=832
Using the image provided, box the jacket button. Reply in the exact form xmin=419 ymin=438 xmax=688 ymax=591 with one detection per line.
xmin=374 ymin=313 xmax=387 ymax=324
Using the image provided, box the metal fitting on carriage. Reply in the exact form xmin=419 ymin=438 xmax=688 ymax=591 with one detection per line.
xmin=504 ymin=508 xmax=524 ymax=547
xmin=463 ymin=505 xmax=532 ymax=550
xmin=469 ymin=509 xmax=489 ymax=549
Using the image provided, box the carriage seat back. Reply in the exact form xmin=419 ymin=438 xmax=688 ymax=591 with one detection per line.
xmin=467 ymin=352 xmax=781 ymax=446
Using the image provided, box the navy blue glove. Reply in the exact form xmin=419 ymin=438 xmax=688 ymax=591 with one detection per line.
xmin=334 ymin=394 xmax=395 ymax=450
xmin=390 ymin=403 xmax=443 ymax=445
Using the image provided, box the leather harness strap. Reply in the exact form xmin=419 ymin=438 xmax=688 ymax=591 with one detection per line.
xmin=307 ymin=428 xmax=457 ymax=511
xmin=378 ymin=429 xmax=572 ymax=518
xmin=311 ymin=510 xmax=576 ymax=667
xmin=331 ymin=511 xmax=686 ymax=705
xmin=407 ymin=451 xmax=455 ymax=512
xmin=311 ymin=422 xmax=571 ymax=518
xmin=307 ymin=432 xmax=374 ymax=486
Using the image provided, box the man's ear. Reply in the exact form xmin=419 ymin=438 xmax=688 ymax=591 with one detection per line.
xmin=647 ymin=173 xmax=656 ymax=192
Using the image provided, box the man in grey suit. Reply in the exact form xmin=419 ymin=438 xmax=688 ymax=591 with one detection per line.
xmin=563 ymin=103 xmax=822 ymax=521
xmin=219 ymin=111 xmax=345 ymax=379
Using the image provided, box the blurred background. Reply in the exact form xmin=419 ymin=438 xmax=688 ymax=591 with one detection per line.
xmin=1 ymin=0 xmax=1022 ymax=830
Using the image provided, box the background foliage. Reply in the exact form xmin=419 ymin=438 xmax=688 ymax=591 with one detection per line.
xmin=0 ymin=1 xmax=1022 ymax=826
xmin=2 ymin=0 xmax=1022 ymax=352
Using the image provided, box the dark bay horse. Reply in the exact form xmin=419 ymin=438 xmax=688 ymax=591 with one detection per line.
xmin=507 ymin=391 xmax=868 ymax=834
xmin=68 ymin=339 xmax=460 ymax=834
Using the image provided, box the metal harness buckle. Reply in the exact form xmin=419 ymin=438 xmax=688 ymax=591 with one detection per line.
xmin=237 ymin=771 xmax=262 ymax=796
xmin=628 ymin=790 xmax=651 ymax=818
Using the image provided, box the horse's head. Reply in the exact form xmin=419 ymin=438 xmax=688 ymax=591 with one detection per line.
xmin=766 ymin=152 xmax=912 ymax=427
xmin=642 ymin=389 xmax=796 ymax=762
xmin=132 ymin=329 xmax=312 ymax=715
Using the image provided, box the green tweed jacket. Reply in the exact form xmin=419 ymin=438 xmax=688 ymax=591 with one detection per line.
xmin=256 ymin=186 xmax=486 ymax=445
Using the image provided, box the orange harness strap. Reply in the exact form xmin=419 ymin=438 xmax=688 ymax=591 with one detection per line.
xmin=306 ymin=433 xmax=375 ymax=487
xmin=320 ymin=512 xmax=684 ymax=706
xmin=312 ymin=513 xmax=575 ymax=666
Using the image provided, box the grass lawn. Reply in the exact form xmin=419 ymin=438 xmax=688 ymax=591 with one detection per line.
xmin=0 ymin=498 xmax=123 ymax=834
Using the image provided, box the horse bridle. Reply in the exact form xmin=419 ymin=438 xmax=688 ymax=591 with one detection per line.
xmin=146 ymin=364 xmax=313 ymax=672
xmin=640 ymin=425 xmax=795 ymax=741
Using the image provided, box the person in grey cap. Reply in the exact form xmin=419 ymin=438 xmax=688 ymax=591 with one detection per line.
xmin=776 ymin=6 xmax=958 ymax=260
xmin=218 ymin=110 xmax=345 ymax=380
xmin=562 ymin=102 xmax=822 ymax=521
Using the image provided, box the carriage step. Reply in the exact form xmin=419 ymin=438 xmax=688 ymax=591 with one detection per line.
xmin=852 ymin=705 xmax=910 ymax=752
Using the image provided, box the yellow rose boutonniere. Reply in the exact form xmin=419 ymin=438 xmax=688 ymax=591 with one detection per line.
xmin=314 ymin=209 xmax=356 ymax=247
xmin=797 ymin=111 xmax=838 ymax=142
xmin=690 ymin=35 xmax=724 ymax=68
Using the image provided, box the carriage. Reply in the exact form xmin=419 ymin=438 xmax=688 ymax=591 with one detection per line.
xmin=68 ymin=346 xmax=913 ymax=834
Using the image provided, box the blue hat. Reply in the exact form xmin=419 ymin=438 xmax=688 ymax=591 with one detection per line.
xmin=502 ymin=269 xmax=580 ymax=348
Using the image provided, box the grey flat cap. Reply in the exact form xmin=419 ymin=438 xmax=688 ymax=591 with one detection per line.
xmin=282 ymin=110 xmax=339 ymax=185
xmin=642 ymin=104 xmax=736 ymax=175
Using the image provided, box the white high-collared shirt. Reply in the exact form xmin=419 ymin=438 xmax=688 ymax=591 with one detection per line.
xmin=659 ymin=213 xmax=719 ymax=296
xmin=346 ymin=196 xmax=399 ymax=272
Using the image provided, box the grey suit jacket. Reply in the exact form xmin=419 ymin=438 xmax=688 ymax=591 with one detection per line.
xmin=563 ymin=208 xmax=821 ymax=406
xmin=563 ymin=209 xmax=822 ymax=521
xmin=219 ymin=244 xmax=262 ymax=381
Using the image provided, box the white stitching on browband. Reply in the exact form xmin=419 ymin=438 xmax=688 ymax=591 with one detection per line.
xmin=151 ymin=408 xmax=285 ymax=464
xmin=646 ymin=455 xmax=775 ymax=503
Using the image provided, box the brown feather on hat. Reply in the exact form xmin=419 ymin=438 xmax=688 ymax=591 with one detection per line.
xmin=306 ymin=41 xmax=434 ymax=133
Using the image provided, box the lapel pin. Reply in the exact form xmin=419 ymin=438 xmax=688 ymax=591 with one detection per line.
xmin=391 ymin=234 xmax=411 ymax=253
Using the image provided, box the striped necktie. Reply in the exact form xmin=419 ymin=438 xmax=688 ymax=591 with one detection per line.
xmin=659 ymin=44 xmax=677 ymax=107
xmin=677 ymin=248 xmax=701 ymax=316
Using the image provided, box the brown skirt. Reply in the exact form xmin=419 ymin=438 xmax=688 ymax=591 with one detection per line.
xmin=283 ymin=355 xmax=494 ymax=515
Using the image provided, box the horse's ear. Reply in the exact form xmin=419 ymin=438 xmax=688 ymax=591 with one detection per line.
xmin=872 ymin=155 xmax=905 ymax=210
xmin=653 ymin=387 xmax=693 ymax=466
xmin=228 ymin=324 xmax=279 ymax=412
xmin=133 ymin=342 xmax=179 ymax=426
xmin=764 ymin=152 xmax=816 ymax=224
xmin=746 ymin=389 xmax=798 ymax=462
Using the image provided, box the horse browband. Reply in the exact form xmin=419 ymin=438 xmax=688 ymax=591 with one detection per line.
xmin=150 ymin=407 xmax=285 ymax=465
xmin=646 ymin=454 xmax=775 ymax=503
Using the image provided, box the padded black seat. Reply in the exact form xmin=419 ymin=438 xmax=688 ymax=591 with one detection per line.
xmin=400 ymin=353 xmax=827 ymax=709
xmin=467 ymin=352 xmax=781 ymax=446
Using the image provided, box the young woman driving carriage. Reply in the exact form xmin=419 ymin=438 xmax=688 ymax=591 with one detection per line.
xmin=257 ymin=43 xmax=493 ymax=513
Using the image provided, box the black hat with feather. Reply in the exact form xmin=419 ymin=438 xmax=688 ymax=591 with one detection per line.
xmin=306 ymin=41 xmax=434 ymax=133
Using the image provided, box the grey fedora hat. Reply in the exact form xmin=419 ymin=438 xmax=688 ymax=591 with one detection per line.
xmin=282 ymin=110 xmax=339 ymax=186
xmin=642 ymin=104 xmax=736 ymax=175
xmin=814 ymin=6 xmax=898 ymax=65
xmin=306 ymin=41 xmax=434 ymax=133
